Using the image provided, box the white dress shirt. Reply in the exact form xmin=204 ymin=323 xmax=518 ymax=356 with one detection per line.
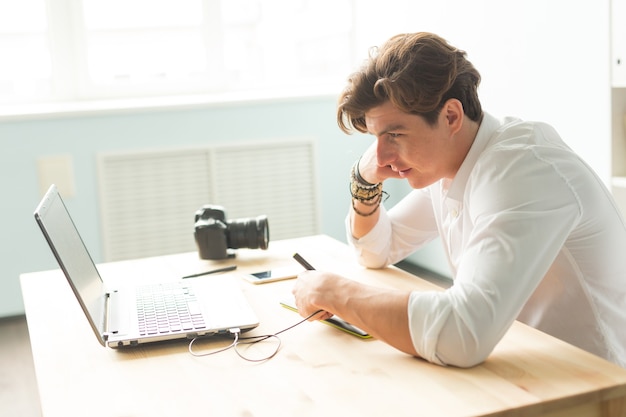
xmin=347 ymin=113 xmax=626 ymax=368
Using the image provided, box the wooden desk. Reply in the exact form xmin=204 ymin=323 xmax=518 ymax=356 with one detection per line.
xmin=20 ymin=235 xmax=626 ymax=417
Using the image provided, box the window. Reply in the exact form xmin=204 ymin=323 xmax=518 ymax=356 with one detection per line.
xmin=0 ymin=0 xmax=355 ymax=106
xmin=0 ymin=0 xmax=51 ymax=104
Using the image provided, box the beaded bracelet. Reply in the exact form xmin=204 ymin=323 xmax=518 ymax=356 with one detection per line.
xmin=351 ymin=193 xmax=383 ymax=216
xmin=350 ymin=181 xmax=382 ymax=201
xmin=349 ymin=158 xmax=389 ymax=216
xmin=353 ymin=156 xmax=377 ymax=187
xmin=350 ymin=160 xmax=382 ymax=201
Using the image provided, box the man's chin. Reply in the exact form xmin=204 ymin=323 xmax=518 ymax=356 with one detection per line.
xmin=407 ymin=177 xmax=437 ymax=190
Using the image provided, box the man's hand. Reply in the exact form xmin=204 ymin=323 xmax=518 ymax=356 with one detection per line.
xmin=291 ymin=270 xmax=337 ymax=321
xmin=358 ymin=142 xmax=402 ymax=184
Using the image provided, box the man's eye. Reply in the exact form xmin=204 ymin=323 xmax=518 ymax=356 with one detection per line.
xmin=389 ymin=133 xmax=401 ymax=138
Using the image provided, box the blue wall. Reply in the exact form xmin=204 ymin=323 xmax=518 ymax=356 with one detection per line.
xmin=1 ymin=95 xmax=411 ymax=317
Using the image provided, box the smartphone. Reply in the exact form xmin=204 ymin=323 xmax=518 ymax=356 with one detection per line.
xmin=279 ymin=296 xmax=371 ymax=339
xmin=241 ymin=266 xmax=303 ymax=284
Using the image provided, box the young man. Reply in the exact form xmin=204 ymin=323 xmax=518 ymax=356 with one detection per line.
xmin=292 ymin=32 xmax=626 ymax=368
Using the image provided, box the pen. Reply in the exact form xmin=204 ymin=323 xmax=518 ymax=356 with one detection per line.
xmin=181 ymin=265 xmax=237 ymax=279
xmin=292 ymin=253 xmax=337 ymax=323
xmin=293 ymin=253 xmax=315 ymax=270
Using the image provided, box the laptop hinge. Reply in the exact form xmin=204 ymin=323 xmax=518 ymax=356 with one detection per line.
xmin=104 ymin=290 xmax=129 ymax=337
xmin=102 ymin=292 xmax=111 ymax=341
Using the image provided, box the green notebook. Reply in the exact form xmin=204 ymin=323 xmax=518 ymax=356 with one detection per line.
xmin=280 ymin=297 xmax=371 ymax=339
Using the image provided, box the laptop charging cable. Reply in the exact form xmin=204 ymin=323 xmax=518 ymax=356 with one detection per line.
xmin=188 ymin=309 xmax=324 ymax=362
xmin=189 ymin=254 xmax=324 ymax=362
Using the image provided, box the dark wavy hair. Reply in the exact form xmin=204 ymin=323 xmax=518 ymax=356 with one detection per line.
xmin=337 ymin=32 xmax=482 ymax=133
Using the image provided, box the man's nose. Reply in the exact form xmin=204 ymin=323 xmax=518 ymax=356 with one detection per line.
xmin=376 ymin=139 xmax=394 ymax=167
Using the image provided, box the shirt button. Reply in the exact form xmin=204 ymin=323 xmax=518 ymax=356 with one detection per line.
xmin=450 ymin=209 xmax=458 ymax=217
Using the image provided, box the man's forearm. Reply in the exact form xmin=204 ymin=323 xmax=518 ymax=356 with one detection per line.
xmin=323 ymin=277 xmax=418 ymax=356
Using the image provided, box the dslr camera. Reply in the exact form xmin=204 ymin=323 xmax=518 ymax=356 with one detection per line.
xmin=194 ymin=205 xmax=269 ymax=260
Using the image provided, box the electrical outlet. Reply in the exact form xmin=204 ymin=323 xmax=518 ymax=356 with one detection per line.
xmin=37 ymin=154 xmax=76 ymax=197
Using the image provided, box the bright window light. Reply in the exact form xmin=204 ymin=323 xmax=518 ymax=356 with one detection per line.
xmin=82 ymin=0 xmax=203 ymax=29
xmin=0 ymin=0 xmax=51 ymax=103
xmin=0 ymin=0 xmax=356 ymax=105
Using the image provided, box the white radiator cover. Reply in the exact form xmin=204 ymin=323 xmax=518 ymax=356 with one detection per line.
xmin=97 ymin=139 xmax=319 ymax=262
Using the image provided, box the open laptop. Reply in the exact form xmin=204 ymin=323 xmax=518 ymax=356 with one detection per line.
xmin=34 ymin=184 xmax=259 ymax=348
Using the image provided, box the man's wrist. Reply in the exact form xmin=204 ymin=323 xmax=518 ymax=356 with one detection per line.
xmin=354 ymin=156 xmax=377 ymax=186
xmin=350 ymin=157 xmax=388 ymax=217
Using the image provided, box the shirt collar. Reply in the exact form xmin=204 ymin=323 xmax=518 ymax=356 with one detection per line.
xmin=445 ymin=112 xmax=501 ymax=201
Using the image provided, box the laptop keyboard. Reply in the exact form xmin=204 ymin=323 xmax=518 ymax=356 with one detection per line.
xmin=136 ymin=283 xmax=207 ymax=336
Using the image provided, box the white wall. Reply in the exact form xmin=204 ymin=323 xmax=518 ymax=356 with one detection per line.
xmin=356 ymin=0 xmax=612 ymax=276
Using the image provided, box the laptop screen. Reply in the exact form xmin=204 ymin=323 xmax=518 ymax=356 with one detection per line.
xmin=34 ymin=185 xmax=107 ymax=344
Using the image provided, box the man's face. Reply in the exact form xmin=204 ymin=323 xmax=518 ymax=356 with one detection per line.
xmin=365 ymin=101 xmax=460 ymax=189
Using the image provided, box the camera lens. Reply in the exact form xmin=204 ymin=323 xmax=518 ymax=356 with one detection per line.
xmin=226 ymin=215 xmax=269 ymax=250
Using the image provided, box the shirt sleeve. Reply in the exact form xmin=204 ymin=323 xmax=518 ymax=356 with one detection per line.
xmin=345 ymin=188 xmax=440 ymax=268
xmin=408 ymin=141 xmax=584 ymax=367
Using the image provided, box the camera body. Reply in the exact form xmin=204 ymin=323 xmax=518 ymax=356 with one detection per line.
xmin=194 ymin=205 xmax=269 ymax=260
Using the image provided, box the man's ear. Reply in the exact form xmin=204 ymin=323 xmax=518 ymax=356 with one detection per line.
xmin=443 ymin=99 xmax=464 ymax=134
